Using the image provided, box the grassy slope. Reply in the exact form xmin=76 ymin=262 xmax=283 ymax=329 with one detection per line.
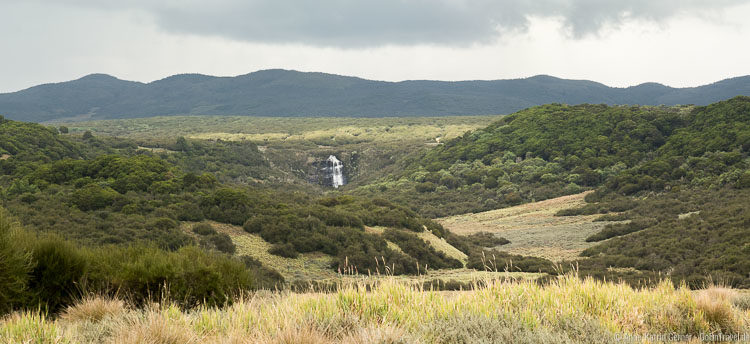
xmin=437 ymin=192 xmax=621 ymax=262
xmin=182 ymin=222 xmax=529 ymax=285
xmin=3 ymin=276 xmax=748 ymax=343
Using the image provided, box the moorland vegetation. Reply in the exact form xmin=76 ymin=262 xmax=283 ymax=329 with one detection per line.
xmin=1 ymin=96 xmax=749 ymax=321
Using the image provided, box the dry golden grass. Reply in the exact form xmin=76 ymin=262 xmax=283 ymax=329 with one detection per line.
xmin=3 ymin=275 xmax=748 ymax=343
xmin=339 ymin=324 xmax=410 ymax=344
xmin=61 ymin=296 xmax=126 ymax=323
xmin=417 ymin=230 xmax=468 ymax=265
xmin=109 ymin=308 xmax=200 ymax=344
xmin=694 ymin=287 xmax=747 ymax=334
xmin=437 ymin=192 xmax=623 ymax=262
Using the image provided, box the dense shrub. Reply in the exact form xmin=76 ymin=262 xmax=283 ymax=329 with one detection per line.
xmin=0 ymin=209 xmax=282 ymax=314
xmin=85 ymin=245 xmax=259 ymax=308
xmin=383 ymin=229 xmax=463 ymax=270
xmin=0 ymin=211 xmax=32 ymax=314
xmin=269 ymin=243 xmax=298 ymax=258
xmin=465 ymin=232 xmax=510 ymax=247
xmin=578 ymin=188 xmax=750 ymax=288
xmin=70 ymin=184 xmax=120 ymax=211
xmin=200 ymin=188 xmax=259 ymax=225
xmin=585 ymin=219 xmax=656 ymax=242
xmin=25 ymin=237 xmax=88 ymax=313
xmin=466 ymin=249 xmax=556 ymax=274
xmin=0 ymin=117 xmax=80 ymax=164
xmin=240 ymin=255 xmax=284 ymax=288
xmin=201 ymin=233 xmax=236 ymax=254
xmin=192 ymin=223 xmax=217 ymax=236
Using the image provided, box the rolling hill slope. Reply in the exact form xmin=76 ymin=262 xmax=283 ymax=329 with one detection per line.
xmin=1 ymin=70 xmax=749 ymax=122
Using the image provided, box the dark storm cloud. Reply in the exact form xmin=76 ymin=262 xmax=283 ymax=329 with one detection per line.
xmin=25 ymin=0 xmax=750 ymax=46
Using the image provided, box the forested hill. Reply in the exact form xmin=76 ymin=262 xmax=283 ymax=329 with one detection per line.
xmin=1 ymin=70 xmax=750 ymax=122
xmin=355 ymin=96 xmax=750 ymax=217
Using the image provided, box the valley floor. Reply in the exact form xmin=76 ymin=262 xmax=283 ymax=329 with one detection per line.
xmin=438 ymin=192 xmax=618 ymax=262
xmin=2 ymin=275 xmax=748 ymax=343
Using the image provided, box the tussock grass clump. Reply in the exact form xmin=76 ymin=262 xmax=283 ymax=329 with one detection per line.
xmin=733 ymin=293 xmax=750 ymax=311
xmin=694 ymin=287 xmax=745 ymax=333
xmin=109 ymin=307 xmax=200 ymax=344
xmin=2 ymin=275 xmax=749 ymax=343
xmin=61 ymin=296 xmax=126 ymax=323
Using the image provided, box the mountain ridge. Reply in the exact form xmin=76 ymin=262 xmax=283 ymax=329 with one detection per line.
xmin=1 ymin=69 xmax=749 ymax=122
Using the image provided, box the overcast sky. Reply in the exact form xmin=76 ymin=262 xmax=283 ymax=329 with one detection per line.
xmin=1 ymin=0 xmax=750 ymax=93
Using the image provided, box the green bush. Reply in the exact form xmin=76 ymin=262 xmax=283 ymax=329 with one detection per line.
xmin=70 ymin=184 xmax=119 ymax=211
xmin=269 ymin=243 xmax=298 ymax=258
xmin=415 ymin=182 xmax=437 ymax=193
xmin=192 ymin=223 xmax=217 ymax=236
xmin=26 ymin=237 xmax=88 ymax=313
xmin=148 ymin=217 xmax=178 ymax=231
xmin=174 ymin=202 xmax=205 ymax=221
xmin=86 ymin=245 xmax=262 ymax=308
xmin=0 ymin=211 xmax=32 ymax=314
xmin=467 ymin=248 xmax=556 ymax=274
xmin=201 ymin=233 xmax=236 ymax=254
xmin=585 ymin=219 xmax=656 ymax=242
xmin=579 ymin=188 xmax=750 ymax=288
xmin=383 ymin=229 xmax=463 ymax=270
xmin=240 ymin=255 xmax=284 ymax=288
xmin=465 ymin=232 xmax=510 ymax=247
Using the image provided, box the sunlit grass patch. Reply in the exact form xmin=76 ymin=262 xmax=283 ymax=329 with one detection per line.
xmin=438 ymin=192 xmax=624 ymax=262
xmin=417 ymin=230 xmax=468 ymax=264
xmin=0 ymin=311 xmax=70 ymax=343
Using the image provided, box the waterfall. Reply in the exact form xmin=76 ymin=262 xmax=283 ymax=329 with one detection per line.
xmin=326 ymin=155 xmax=345 ymax=188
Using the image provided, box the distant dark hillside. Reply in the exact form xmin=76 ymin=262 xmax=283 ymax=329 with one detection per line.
xmin=1 ymin=70 xmax=749 ymax=122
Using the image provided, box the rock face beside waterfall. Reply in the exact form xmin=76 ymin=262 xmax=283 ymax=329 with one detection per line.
xmin=324 ymin=155 xmax=346 ymax=188
xmin=308 ymin=155 xmax=347 ymax=188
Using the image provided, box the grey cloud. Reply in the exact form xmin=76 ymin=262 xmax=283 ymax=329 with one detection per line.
xmin=24 ymin=0 xmax=750 ymax=46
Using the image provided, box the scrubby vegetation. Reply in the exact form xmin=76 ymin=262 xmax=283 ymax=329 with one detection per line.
xmin=1 ymin=94 xmax=749 ymax=327
xmin=0 ymin=118 xmax=472 ymax=277
xmin=0 ymin=209 xmax=281 ymax=314
xmin=466 ymin=249 xmax=559 ymax=275
xmin=356 ymin=97 xmax=750 ymax=217
xmin=1 ymin=114 xmax=550 ymax=319
xmin=566 ymin=188 xmax=750 ymax=288
xmin=353 ymin=97 xmax=750 ymax=288
xmin=0 ymin=116 xmax=80 ymax=163
xmin=464 ymin=232 xmax=510 ymax=247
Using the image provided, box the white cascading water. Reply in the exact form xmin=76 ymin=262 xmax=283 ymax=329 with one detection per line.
xmin=326 ymin=155 xmax=345 ymax=188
